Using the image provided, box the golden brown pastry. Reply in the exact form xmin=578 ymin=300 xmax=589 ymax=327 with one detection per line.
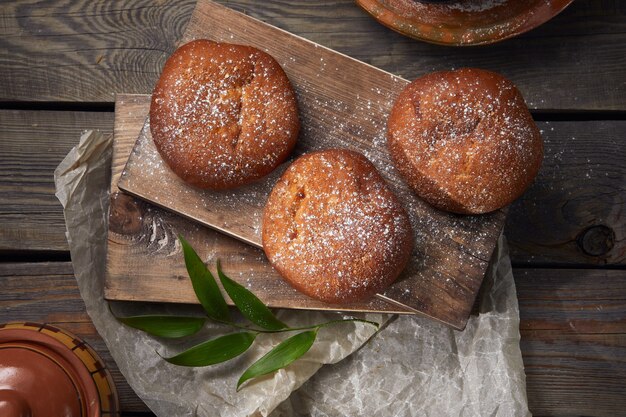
xmin=150 ymin=39 xmax=300 ymax=189
xmin=387 ymin=68 xmax=543 ymax=214
xmin=262 ymin=149 xmax=413 ymax=304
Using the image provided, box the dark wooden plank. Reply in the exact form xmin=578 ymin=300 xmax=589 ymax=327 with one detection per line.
xmin=0 ymin=262 xmax=150 ymax=413
xmin=2 ymin=261 xmax=625 ymax=416
xmin=0 ymin=109 xmax=114 ymax=252
xmin=0 ymin=0 xmax=624 ymax=110
xmin=516 ymin=268 xmax=626 ymax=333
xmin=516 ymin=267 xmax=626 ymax=414
xmin=115 ymin=4 xmax=505 ymax=329
xmin=506 ymin=120 xmax=626 ymax=265
xmin=0 ymin=0 xmax=195 ymax=102
xmin=521 ymin=332 xmax=626 ymax=417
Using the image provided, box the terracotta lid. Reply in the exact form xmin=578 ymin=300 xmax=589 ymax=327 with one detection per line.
xmin=355 ymin=0 xmax=574 ymax=46
xmin=0 ymin=322 xmax=119 ymax=417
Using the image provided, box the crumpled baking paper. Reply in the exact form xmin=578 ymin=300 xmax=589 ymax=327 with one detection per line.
xmin=55 ymin=130 xmax=530 ymax=417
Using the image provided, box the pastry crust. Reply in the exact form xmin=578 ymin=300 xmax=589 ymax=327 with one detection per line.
xmin=150 ymin=39 xmax=300 ymax=189
xmin=387 ymin=68 xmax=543 ymax=214
xmin=262 ymin=149 xmax=413 ymax=304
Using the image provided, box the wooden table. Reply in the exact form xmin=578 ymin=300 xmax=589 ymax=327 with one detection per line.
xmin=0 ymin=1 xmax=624 ymax=416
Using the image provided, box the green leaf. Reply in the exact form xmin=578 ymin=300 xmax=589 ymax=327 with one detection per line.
xmin=117 ymin=315 xmax=206 ymax=339
xmin=179 ymin=235 xmax=231 ymax=323
xmin=163 ymin=332 xmax=257 ymax=367
xmin=217 ymin=260 xmax=287 ymax=331
xmin=237 ymin=330 xmax=317 ymax=390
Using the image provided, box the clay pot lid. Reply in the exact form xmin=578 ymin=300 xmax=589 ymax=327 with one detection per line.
xmin=0 ymin=322 xmax=119 ymax=417
xmin=355 ymin=0 xmax=574 ymax=46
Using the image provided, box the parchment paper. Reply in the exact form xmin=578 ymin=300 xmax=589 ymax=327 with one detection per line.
xmin=55 ymin=130 xmax=530 ymax=417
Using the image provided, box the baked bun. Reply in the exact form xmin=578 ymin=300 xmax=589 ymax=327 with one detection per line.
xmin=150 ymin=39 xmax=299 ymax=190
xmin=262 ymin=149 xmax=413 ymax=304
xmin=387 ymin=68 xmax=543 ymax=214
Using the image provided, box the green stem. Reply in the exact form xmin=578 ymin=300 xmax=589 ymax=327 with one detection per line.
xmin=315 ymin=318 xmax=380 ymax=331
xmin=214 ymin=317 xmax=379 ymax=334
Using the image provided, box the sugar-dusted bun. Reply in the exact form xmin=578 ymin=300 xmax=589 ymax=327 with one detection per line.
xmin=387 ymin=68 xmax=543 ymax=214
xmin=262 ymin=149 xmax=413 ymax=304
xmin=150 ymin=39 xmax=299 ymax=190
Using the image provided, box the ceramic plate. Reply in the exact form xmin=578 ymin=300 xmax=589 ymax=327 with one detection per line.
xmin=0 ymin=322 xmax=119 ymax=416
xmin=356 ymin=0 xmax=574 ymax=45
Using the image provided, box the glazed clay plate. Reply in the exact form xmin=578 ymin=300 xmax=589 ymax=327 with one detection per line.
xmin=0 ymin=322 xmax=119 ymax=417
xmin=356 ymin=0 xmax=574 ymax=45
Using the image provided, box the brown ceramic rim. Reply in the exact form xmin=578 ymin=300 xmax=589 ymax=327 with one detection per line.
xmin=355 ymin=0 xmax=574 ymax=46
xmin=0 ymin=322 xmax=120 ymax=416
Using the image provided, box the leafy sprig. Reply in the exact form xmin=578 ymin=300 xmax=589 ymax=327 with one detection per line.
xmin=115 ymin=235 xmax=379 ymax=390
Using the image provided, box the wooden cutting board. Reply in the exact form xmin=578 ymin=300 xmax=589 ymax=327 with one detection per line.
xmin=107 ymin=94 xmax=409 ymax=316
xmin=111 ymin=0 xmax=507 ymax=329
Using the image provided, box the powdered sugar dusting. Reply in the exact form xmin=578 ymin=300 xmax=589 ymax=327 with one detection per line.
xmin=150 ymin=40 xmax=299 ymax=189
xmin=388 ymin=68 xmax=542 ymax=214
xmin=263 ymin=150 xmax=413 ymax=303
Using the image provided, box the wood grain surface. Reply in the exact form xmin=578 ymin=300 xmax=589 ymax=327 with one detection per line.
xmin=507 ymin=120 xmax=626 ymax=265
xmin=1 ymin=1 xmax=625 ymax=110
xmin=0 ymin=109 xmax=113 ymax=253
xmin=3 ymin=262 xmax=625 ymax=416
xmin=115 ymin=0 xmax=506 ymax=329
xmin=521 ymin=332 xmax=626 ymax=416
xmin=0 ymin=0 xmax=195 ymax=102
